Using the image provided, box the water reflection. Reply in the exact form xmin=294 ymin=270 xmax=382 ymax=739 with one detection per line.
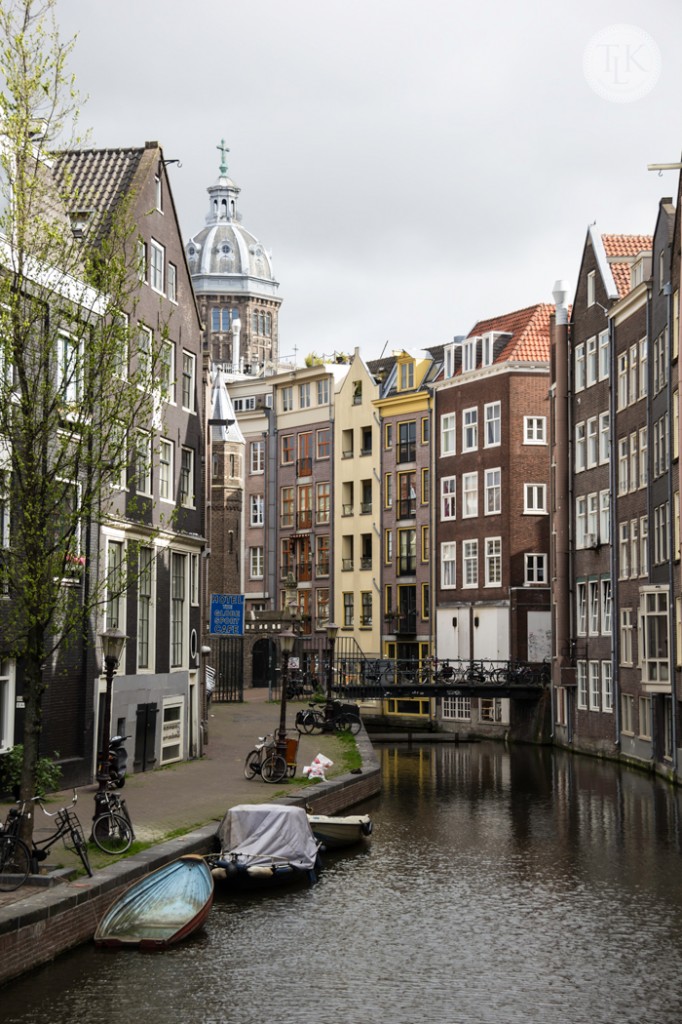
xmin=4 ymin=741 xmax=682 ymax=1024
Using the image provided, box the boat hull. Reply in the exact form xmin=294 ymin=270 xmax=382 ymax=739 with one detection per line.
xmin=307 ymin=813 xmax=373 ymax=850
xmin=94 ymin=855 xmax=214 ymax=949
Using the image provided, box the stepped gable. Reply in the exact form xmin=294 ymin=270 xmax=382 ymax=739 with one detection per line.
xmin=466 ymin=302 xmax=553 ymax=363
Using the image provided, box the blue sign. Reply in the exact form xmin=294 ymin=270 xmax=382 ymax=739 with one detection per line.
xmin=210 ymin=594 xmax=245 ymax=636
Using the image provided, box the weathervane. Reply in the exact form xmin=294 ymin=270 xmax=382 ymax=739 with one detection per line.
xmin=217 ymin=138 xmax=230 ymax=177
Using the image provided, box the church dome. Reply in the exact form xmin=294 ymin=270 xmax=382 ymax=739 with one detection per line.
xmin=186 ymin=146 xmax=279 ymax=299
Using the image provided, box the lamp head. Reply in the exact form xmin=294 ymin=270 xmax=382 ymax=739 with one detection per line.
xmin=100 ymin=627 xmax=127 ymax=666
xmin=326 ymin=622 xmax=339 ymax=643
xmin=280 ymin=629 xmax=296 ymax=654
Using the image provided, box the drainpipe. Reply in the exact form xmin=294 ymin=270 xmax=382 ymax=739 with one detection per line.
xmin=551 ymin=281 xmax=572 ymax=741
xmin=609 ymin=308 xmax=620 ymax=749
xmin=665 ymin=281 xmax=678 ymax=773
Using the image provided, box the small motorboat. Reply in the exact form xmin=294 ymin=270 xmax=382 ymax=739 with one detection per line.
xmin=211 ymin=804 xmax=322 ymax=888
xmin=94 ymin=855 xmax=214 ymax=949
xmin=307 ymin=812 xmax=373 ymax=850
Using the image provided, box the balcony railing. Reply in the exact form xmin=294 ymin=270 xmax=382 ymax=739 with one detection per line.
xmin=360 ymin=615 xmax=373 ymax=627
xmin=316 ymin=560 xmax=330 ymax=577
xmin=316 ymin=509 xmax=330 ymax=525
xmin=296 ymin=457 xmax=312 ymax=477
xmin=360 ymin=501 xmax=372 ymax=514
xmin=360 ymin=556 xmax=372 ymax=570
xmin=296 ymin=509 xmax=313 ymax=529
xmin=342 ymin=558 xmax=354 ymax=571
xmin=297 ymin=561 xmax=313 ymax=582
xmin=342 ymin=449 xmax=354 ymax=459
xmin=385 ymin=610 xmax=417 ymax=634
xmin=342 ymin=503 xmax=353 ymax=516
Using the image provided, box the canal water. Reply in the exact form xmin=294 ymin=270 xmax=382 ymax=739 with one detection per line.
xmin=4 ymin=741 xmax=682 ymax=1024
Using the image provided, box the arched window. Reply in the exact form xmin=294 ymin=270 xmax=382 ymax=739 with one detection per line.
xmin=265 ymin=312 xmax=272 ymax=337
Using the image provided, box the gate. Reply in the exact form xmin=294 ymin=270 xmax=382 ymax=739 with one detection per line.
xmin=208 ymin=636 xmax=244 ymax=702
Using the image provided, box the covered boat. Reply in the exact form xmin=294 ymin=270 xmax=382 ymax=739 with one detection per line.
xmin=211 ymin=804 xmax=321 ymax=887
xmin=307 ymin=812 xmax=373 ymax=850
xmin=94 ymin=855 xmax=214 ymax=949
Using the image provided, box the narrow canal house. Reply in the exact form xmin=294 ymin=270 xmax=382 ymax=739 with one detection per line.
xmin=433 ymin=305 xmax=553 ymax=733
xmin=61 ymin=144 xmax=204 ymax=783
xmin=551 ymin=220 xmax=682 ymax=779
xmin=371 ymin=348 xmax=441 ymax=719
xmin=0 ymin=143 xmax=205 ymax=784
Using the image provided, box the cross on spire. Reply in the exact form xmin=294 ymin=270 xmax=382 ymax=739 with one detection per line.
xmin=217 ymin=138 xmax=230 ymax=177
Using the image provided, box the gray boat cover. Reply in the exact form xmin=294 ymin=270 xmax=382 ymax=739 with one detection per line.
xmin=216 ymin=804 xmax=319 ymax=870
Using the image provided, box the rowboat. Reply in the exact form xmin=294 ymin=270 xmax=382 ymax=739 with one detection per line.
xmin=211 ymin=804 xmax=322 ymax=888
xmin=307 ymin=812 xmax=373 ymax=850
xmin=94 ymin=855 xmax=214 ymax=949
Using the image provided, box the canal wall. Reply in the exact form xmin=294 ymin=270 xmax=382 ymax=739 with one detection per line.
xmin=0 ymin=728 xmax=380 ymax=988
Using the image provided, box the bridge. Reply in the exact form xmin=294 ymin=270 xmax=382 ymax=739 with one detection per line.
xmin=327 ymin=657 xmax=550 ymax=703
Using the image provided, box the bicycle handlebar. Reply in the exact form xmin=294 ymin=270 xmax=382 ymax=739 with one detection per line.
xmin=33 ymin=789 xmax=80 ymax=817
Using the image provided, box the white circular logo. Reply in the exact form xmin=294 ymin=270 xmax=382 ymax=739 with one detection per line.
xmin=583 ymin=24 xmax=661 ymax=103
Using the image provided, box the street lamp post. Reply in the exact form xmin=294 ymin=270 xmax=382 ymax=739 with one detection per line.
xmin=277 ymin=629 xmax=296 ymax=758
xmin=95 ymin=628 xmax=127 ymax=810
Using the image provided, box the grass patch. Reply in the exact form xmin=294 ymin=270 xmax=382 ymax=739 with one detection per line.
xmin=334 ymin=730 xmax=362 ymax=772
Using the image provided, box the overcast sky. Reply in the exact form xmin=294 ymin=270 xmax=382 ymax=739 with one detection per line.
xmin=58 ymin=0 xmax=682 ymax=363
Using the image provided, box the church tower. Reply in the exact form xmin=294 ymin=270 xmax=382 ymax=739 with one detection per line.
xmin=186 ymin=141 xmax=281 ymax=373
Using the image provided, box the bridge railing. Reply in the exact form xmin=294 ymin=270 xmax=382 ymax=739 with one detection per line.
xmin=331 ymin=656 xmax=550 ymax=691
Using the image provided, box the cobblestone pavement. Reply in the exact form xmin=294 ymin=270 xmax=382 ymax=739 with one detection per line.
xmin=0 ymin=689 xmax=348 ymax=906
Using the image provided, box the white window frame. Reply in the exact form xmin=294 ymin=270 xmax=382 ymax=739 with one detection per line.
xmin=180 ymin=446 xmax=195 ymax=508
xmin=250 ymin=494 xmax=265 ymax=527
xmin=524 ymin=483 xmax=547 ymax=514
xmin=484 ymin=537 xmax=501 ymax=587
xmin=441 ymin=542 xmax=456 ymax=589
xmin=462 ymin=539 xmax=478 ymax=588
xmin=484 ymin=468 xmax=501 ymax=515
xmin=524 ymin=416 xmax=546 ymax=444
xmin=159 ymin=439 xmax=174 ymax=502
xmin=150 ymin=239 xmax=165 ymax=294
xmin=462 ymin=472 xmax=478 ymax=518
xmin=525 ymin=553 xmax=547 ymax=585
xmin=181 ymin=351 xmax=196 ymax=412
xmin=462 ymin=407 xmax=478 ymax=452
xmin=441 ymin=476 xmax=456 ymax=520
xmin=484 ymin=402 xmax=501 ymax=448
xmin=441 ymin=413 xmax=456 ymax=456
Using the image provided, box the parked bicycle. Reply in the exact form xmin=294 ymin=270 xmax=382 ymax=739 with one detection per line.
xmin=0 ymin=790 xmax=92 ymax=889
xmin=92 ymin=789 xmax=135 ymax=854
xmin=243 ymin=734 xmax=289 ymax=783
xmin=295 ymin=699 xmax=361 ymax=736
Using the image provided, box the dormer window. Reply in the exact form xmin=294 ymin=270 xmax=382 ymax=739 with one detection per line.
xmin=399 ymin=361 xmax=414 ymax=390
xmin=69 ymin=210 xmax=91 ymax=238
xmin=444 ymin=345 xmax=454 ymax=379
xmin=463 ymin=339 xmax=476 ymax=373
xmin=482 ymin=334 xmax=494 ymax=367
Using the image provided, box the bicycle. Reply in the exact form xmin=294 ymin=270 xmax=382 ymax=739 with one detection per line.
xmin=1 ymin=790 xmax=92 ymax=882
xmin=0 ymin=826 xmax=31 ymax=891
xmin=92 ymin=789 xmax=135 ymax=854
xmin=295 ymin=700 xmax=361 ymax=736
xmin=243 ymin=735 xmax=288 ymax=783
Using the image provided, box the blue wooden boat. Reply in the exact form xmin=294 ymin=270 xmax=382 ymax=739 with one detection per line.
xmin=94 ymin=855 xmax=214 ymax=949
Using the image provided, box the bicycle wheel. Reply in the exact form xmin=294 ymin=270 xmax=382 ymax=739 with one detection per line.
xmin=0 ymin=834 xmax=31 ymax=891
xmin=92 ymin=813 xmax=132 ymax=855
xmin=117 ymin=797 xmax=136 ymax=840
xmin=67 ymin=820 xmax=94 ymax=875
xmin=308 ymin=711 xmax=325 ymax=735
xmin=244 ymin=749 xmax=261 ymax=779
xmin=261 ymin=754 xmax=287 ymax=783
xmin=335 ymin=713 xmax=361 ymax=735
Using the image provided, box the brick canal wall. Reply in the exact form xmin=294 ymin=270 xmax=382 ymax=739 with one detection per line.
xmin=0 ymin=732 xmax=380 ymax=987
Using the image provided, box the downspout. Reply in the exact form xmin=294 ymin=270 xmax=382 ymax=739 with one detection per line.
xmin=609 ymin=308 xmax=621 ymax=749
xmin=551 ymin=281 xmax=572 ymax=741
xmin=665 ymin=282 xmax=678 ymax=772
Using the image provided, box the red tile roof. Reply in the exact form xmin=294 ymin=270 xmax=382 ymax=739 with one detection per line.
xmin=466 ymin=303 xmax=553 ymax=363
xmin=602 ymin=234 xmax=652 ymax=258
xmin=601 ymin=234 xmax=652 ymax=298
